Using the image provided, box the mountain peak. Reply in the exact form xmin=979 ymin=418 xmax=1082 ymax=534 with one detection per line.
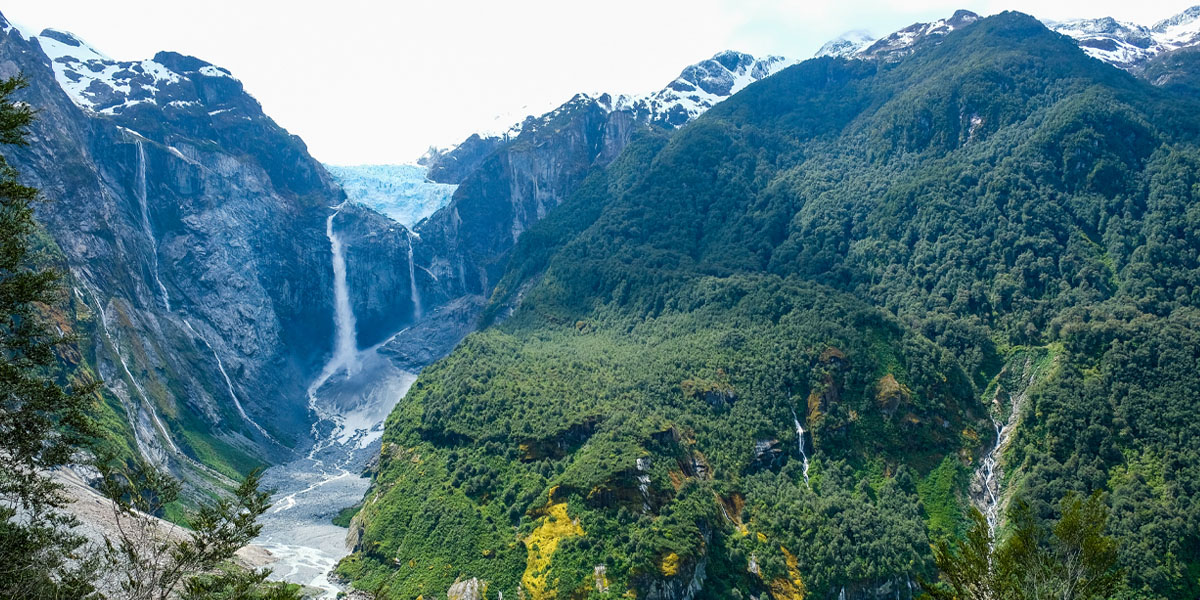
xmin=856 ymin=9 xmax=979 ymax=62
xmin=32 ymin=28 xmax=246 ymax=117
xmin=1049 ymin=5 xmax=1200 ymax=69
xmin=622 ymin=50 xmax=795 ymax=127
xmin=815 ymin=30 xmax=875 ymax=58
xmin=37 ymin=28 xmax=110 ymax=62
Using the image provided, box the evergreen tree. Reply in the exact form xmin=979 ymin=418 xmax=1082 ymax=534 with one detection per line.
xmin=923 ymin=493 xmax=1123 ymax=600
xmin=0 ymin=74 xmax=101 ymax=598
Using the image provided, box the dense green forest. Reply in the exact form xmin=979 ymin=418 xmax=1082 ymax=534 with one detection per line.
xmin=340 ymin=12 xmax=1200 ymax=600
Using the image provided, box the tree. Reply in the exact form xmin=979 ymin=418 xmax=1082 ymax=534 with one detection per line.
xmin=97 ymin=459 xmax=301 ymax=600
xmin=0 ymin=74 xmax=101 ymax=599
xmin=922 ymin=493 xmax=1123 ymax=600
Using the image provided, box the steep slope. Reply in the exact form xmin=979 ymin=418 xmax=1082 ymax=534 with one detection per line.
xmin=0 ymin=18 xmax=343 ymax=482
xmin=341 ymin=11 xmax=1200 ymax=600
xmin=378 ymin=51 xmax=795 ymax=365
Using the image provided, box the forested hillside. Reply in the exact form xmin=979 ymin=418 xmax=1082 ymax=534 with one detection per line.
xmin=340 ymin=12 xmax=1200 ymax=600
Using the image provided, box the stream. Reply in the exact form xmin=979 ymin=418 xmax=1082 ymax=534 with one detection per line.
xmin=255 ymin=350 xmax=417 ymax=597
xmin=253 ymin=201 xmax=420 ymax=597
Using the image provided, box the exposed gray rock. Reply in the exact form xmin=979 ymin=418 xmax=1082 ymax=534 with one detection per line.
xmin=447 ymin=577 xmax=486 ymax=600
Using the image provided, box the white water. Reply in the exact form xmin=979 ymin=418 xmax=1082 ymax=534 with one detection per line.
xmin=406 ymin=233 xmax=422 ymax=321
xmin=253 ymin=205 xmax=418 ymax=598
xmin=135 ymin=141 xmax=170 ymax=312
xmin=77 ymin=284 xmax=176 ymax=463
xmin=182 ymin=319 xmax=277 ymax=443
xmin=791 ymin=409 xmax=811 ymax=487
xmin=971 ymin=364 xmax=1036 ymax=537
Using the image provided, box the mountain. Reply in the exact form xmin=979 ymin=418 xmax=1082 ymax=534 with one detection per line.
xmin=352 ymin=50 xmax=796 ymax=376
xmin=817 ymin=5 xmax=1200 ymax=73
xmin=338 ymin=11 xmax=1200 ymax=600
xmin=814 ymin=30 xmax=875 ymax=58
xmin=617 ymin=51 xmax=796 ymax=128
xmin=858 ymin=9 xmax=981 ymax=61
xmin=1047 ymin=6 xmax=1200 ymax=69
xmin=0 ymin=17 xmax=349 ymax=483
xmin=423 ymin=50 xmax=794 ymax=185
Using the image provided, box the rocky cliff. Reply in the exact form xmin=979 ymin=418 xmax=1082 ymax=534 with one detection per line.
xmin=0 ymin=17 xmax=344 ymax=479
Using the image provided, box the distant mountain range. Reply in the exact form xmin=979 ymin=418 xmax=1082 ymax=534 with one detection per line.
xmin=814 ymin=6 xmax=1200 ymax=71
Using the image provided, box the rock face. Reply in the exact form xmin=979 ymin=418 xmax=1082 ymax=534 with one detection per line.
xmin=446 ymin=577 xmax=486 ymax=600
xmin=0 ymin=16 xmax=342 ymax=474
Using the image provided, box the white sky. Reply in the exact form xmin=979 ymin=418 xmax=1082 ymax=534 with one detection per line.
xmin=4 ymin=1 xmax=1196 ymax=164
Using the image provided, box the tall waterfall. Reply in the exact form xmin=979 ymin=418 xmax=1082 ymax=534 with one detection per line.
xmin=407 ymin=232 xmax=422 ymax=321
xmin=791 ymin=409 xmax=811 ymax=487
xmin=135 ymin=141 xmax=170 ymax=311
xmin=315 ymin=202 xmax=359 ymax=390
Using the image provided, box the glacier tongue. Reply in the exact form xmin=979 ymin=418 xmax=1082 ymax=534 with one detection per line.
xmin=325 ymin=164 xmax=457 ymax=228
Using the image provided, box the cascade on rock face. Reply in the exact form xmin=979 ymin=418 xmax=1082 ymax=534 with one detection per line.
xmin=791 ymin=409 xmax=811 ymax=487
xmin=971 ymin=359 xmax=1037 ymax=537
xmin=183 ymin=319 xmax=278 ymax=444
xmin=316 ymin=202 xmax=359 ymax=389
xmin=135 ymin=140 xmax=170 ymax=312
xmin=407 ymin=232 xmax=422 ymax=321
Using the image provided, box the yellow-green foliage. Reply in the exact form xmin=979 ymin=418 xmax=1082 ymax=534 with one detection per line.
xmin=522 ymin=500 xmax=584 ymax=599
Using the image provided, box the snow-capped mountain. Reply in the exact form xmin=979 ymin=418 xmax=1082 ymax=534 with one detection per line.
xmin=617 ymin=51 xmax=796 ymax=128
xmin=815 ymin=30 xmax=876 ymax=58
xmin=815 ymin=6 xmax=1200 ymax=73
xmin=441 ymin=50 xmax=796 ymax=151
xmin=858 ymin=10 xmax=981 ymax=62
xmin=325 ymin=164 xmax=457 ymax=228
xmin=1047 ymin=6 xmax=1200 ymax=69
xmin=33 ymin=28 xmax=237 ymax=115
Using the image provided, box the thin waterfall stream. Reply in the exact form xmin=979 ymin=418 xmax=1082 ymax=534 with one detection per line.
xmin=970 ymin=360 xmax=1036 ymax=537
xmin=135 ymin=141 xmax=170 ymax=312
xmin=407 ymin=231 xmax=422 ymax=321
xmin=791 ymin=409 xmax=811 ymax=487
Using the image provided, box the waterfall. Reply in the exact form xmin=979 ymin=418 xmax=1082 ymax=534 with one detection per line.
xmin=77 ymin=284 xmax=178 ymax=462
xmin=791 ymin=409 xmax=811 ymax=487
xmin=314 ymin=202 xmax=359 ymax=391
xmin=183 ymin=319 xmax=278 ymax=444
xmin=135 ymin=141 xmax=170 ymax=311
xmin=406 ymin=232 xmax=422 ymax=321
xmin=305 ymin=202 xmax=361 ymax=460
xmin=971 ymin=361 xmax=1037 ymax=537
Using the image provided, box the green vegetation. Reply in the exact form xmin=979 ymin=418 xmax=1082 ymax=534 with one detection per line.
xmin=0 ymin=74 xmax=296 ymax=599
xmin=0 ymin=74 xmax=101 ymax=599
xmin=339 ymin=12 xmax=1200 ymax=599
xmin=923 ymin=493 xmax=1122 ymax=600
xmin=97 ymin=460 xmax=301 ymax=600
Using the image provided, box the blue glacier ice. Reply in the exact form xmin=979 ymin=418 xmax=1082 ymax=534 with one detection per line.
xmin=325 ymin=164 xmax=457 ymax=229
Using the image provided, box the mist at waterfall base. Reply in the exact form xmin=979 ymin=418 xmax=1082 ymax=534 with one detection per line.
xmin=252 ymin=202 xmax=420 ymax=597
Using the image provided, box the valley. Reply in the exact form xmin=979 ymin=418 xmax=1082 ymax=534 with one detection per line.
xmin=2 ymin=4 xmax=1200 ymax=600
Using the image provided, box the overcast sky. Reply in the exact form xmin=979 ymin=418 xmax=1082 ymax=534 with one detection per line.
xmin=4 ymin=1 xmax=1196 ymax=164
